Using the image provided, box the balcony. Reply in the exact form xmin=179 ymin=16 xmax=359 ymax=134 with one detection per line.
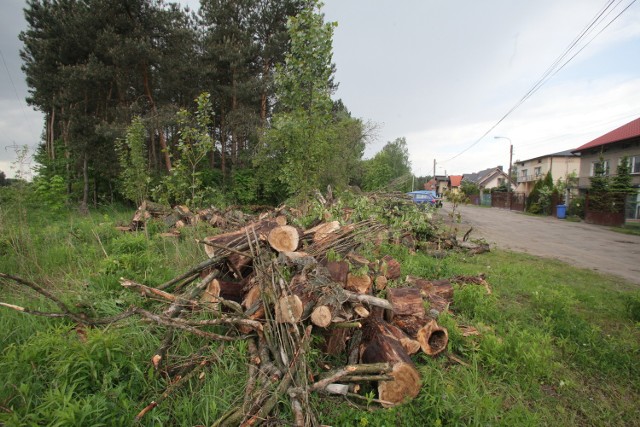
xmin=517 ymin=174 xmax=543 ymax=183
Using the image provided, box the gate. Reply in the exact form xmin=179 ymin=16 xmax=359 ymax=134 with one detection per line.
xmin=490 ymin=192 xmax=525 ymax=211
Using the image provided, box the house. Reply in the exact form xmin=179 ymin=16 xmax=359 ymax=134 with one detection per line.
xmin=572 ymin=117 xmax=640 ymax=188
xmin=462 ymin=166 xmax=514 ymax=192
xmin=423 ymin=178 xmax=437 ymax=192
xmin=572 ymin=117 xmax=640 ymax=219
xmin=515 ymin=149 xmax=580 ymax=196
xmin=448 ymin=175 xmax=463 ymax=193
xmin=434 ymin=175 xmax=449 ymax=196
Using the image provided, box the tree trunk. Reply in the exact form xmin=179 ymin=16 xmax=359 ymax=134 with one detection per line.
xmin=386 ymin=288 xmax=425 ymax=318
xmin=142 ymin=65 xmax=171 ymax=172
xmin=260 ymin=61 xmax=270 ymax=126
xmin=360 ymin=318 xmax=421 ymax=407
xmin=416 ymin=319 xmax=448 ymax=357
xmin=80 ymin=153 xmax=89 ymax=214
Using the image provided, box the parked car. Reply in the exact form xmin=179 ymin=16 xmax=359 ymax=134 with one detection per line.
xmin=407 ymin=190 xmax=443 ymax=208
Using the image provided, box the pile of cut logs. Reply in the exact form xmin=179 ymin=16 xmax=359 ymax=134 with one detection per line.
xmin=121 ymin=207 xmax=489 ymax=424
xmin=1 ymin=197 xmax=492 ymax=426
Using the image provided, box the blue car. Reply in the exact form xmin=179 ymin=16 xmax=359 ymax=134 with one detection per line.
xmin=407 ymin=190 xmax=443 ymax=208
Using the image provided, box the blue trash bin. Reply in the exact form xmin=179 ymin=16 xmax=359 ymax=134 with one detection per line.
xmin=556 ymin=204 xmax=567 ymax=219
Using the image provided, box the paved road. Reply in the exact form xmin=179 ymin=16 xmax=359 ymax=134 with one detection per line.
xmin=440 ymin=203 xmax=640 ymax=285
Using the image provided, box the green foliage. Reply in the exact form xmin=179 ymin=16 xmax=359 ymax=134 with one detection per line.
xmin=568 ymin=195 xmax=585 ymax=218
xmin=116 ymin=116 xmax=150 ymax=205
xmin=2 ymin=203 xmax=640 ymax=426
xmin=32 ymin=174 xmax=68 ymax=213
xmin=460 ymin=180 xmax=479 ymax=196
xmin=526 ymin=171 xmax=559 ymax=215
xmin=255 ymin=1 xmax=348 ymax=200
xmin=155 ymin=93 xmax=214 ymax=207
xmin=361 ymin=138 xmax=412 ymax=191
xmin=231 ymin=168 xmax=258 ymax=205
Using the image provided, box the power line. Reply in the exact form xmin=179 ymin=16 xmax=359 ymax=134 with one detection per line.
xmin=440 ymin=0 xmax=636 ymax=164
xmin=0 ymin=48 xmax=37 ymax=142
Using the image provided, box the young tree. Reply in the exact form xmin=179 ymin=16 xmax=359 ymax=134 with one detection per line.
xmin=255 ymin=0 xmax=338 ymax=199
xmin=116 ymin=116 xmax=150 ymax=206
xmin=588 ymin=154 xmax=611 ymax=212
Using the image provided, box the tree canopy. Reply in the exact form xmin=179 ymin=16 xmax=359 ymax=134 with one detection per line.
xmin=19 ymin=0 xmax=408 ymax=207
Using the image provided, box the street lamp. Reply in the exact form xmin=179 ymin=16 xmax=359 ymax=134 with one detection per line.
xmin=494 ymin=136 xmax=513 ymax=209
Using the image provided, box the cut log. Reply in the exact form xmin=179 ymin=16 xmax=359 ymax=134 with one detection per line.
xmin=386 ymin=288 xmax=425 ymax=318
xmin=392 ymin=314 xmax=428 ymax=337
xmin=202 ymin=218 xmax=281 ymax=258
xmin=326 ymin=261 xmax=349 ymax=285
xmin=346 ymin=273 xmax=372 ymax=294
xmin=347 ymin=253 xmax=370 ymax=268
xmin=268 ymin=225 xmax=300 ymax=253
xmin=381 ymin=321 xmax=421 ymax=355
xmin=360 ymin=318 xmax=421 ymax=407
xmin=310 ymin=305 xmax=333 ymax=328
xmin=278 ymin=251 xmax=316 ymax=270
xmin=352 ymin=304 xmax=370 ymax=319
xmin=274 ymin=295 xmax=303 ymax=324
xmin=416 ymin=319 xmax=448 ymax=357
xmin=375 ymin=275 xmax=388 ymax=291
xmin=200 ymin=278 xmax=221 ymax=308
xmin=305 ymin=221 xmax=340 ymax=243
xmin=380 ymin=255 xmax=401 ymax=280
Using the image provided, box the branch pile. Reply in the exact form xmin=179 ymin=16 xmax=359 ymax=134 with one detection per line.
xmin=1 ymin=194 xmax=493 ymax=426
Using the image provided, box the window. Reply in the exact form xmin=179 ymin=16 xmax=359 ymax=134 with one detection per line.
xmin=590 ymin=160 xmax=609 ymax=176
xmin=521 ymin=169 xmax=528 ymax=178
xmin=632 ymin=156 xmax=640 ymax=174
xmin=534 ymin=167 xmax=542 ymax=177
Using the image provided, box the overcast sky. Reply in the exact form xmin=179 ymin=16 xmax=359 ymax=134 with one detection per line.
xmin=1 ymin=0 xmax=639 ymax=178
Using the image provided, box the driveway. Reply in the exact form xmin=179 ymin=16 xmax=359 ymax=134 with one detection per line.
xmin=440 ymin=203 xmax=640 ymax=285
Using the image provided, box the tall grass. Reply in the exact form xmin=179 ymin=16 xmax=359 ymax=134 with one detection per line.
xmin=1 ymin=197 xmax=638 ymax=425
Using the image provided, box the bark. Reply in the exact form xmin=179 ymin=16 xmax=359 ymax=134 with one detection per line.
xmin=325 ymin=261 xmax=349 ymax=285
xmin=80 ymin=153 xmax=89 ymax=214
xmin=386 ymin=288 xmax=425 ymax=318
xmin=416 ymin=319 xmax=448 ymax=357
xmin=142 ymin=64 xmax=171 ymax=171
xmin=380 ymin=255 xmax=401 ymax=280
xmin=359 ymin=318 xmax=421 ymax=407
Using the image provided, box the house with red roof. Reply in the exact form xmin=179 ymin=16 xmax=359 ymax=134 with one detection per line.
xmin=572 ymin=117 xmax=640 ymax=189
xmin=423 ymin=178 xmax=437 ymax=192
xmin=573 ymin=117 xmax=640 ymax=219
xmin=448 ymin=175 xmax=463 ymax=193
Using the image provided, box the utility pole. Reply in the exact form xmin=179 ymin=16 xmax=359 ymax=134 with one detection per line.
xmin=508 ymin=144 xmax=513 ymax=209
xmin=494 ymin=136 xmax=513 ymax=210
xmin=433 ymin=159 xmax=436 ymax=178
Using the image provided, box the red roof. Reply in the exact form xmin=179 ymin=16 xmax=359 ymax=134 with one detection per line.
xmin=449 ymin=175 xmax=463 ymax=187
xmin=574 ymin=117 xmax=640 ymax=152
xmin=424 ymin=179 xmax=437 ymax=190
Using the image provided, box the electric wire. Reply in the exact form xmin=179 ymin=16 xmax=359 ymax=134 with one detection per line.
xmin=0 ymin=49 xmax=37 ymax=140
xmin=440 ymin=0 xmax=637 ymax=164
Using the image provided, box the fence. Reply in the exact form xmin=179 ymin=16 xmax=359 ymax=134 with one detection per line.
xmin=584 ymin=192 xmax=631 ymax=226
xmin=490 ymin=192 xmax=525 ymax=211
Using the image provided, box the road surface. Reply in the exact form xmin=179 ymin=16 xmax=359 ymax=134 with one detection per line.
xmin=440 ymin=203 xmax=640 ymax=285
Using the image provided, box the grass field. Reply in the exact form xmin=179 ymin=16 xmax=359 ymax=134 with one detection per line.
xmin=1 ymin=200 xmax=639 ymax=426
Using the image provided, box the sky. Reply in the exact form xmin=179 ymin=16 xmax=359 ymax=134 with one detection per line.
xmin=1 ymin=0 xmax=639 ymax=179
